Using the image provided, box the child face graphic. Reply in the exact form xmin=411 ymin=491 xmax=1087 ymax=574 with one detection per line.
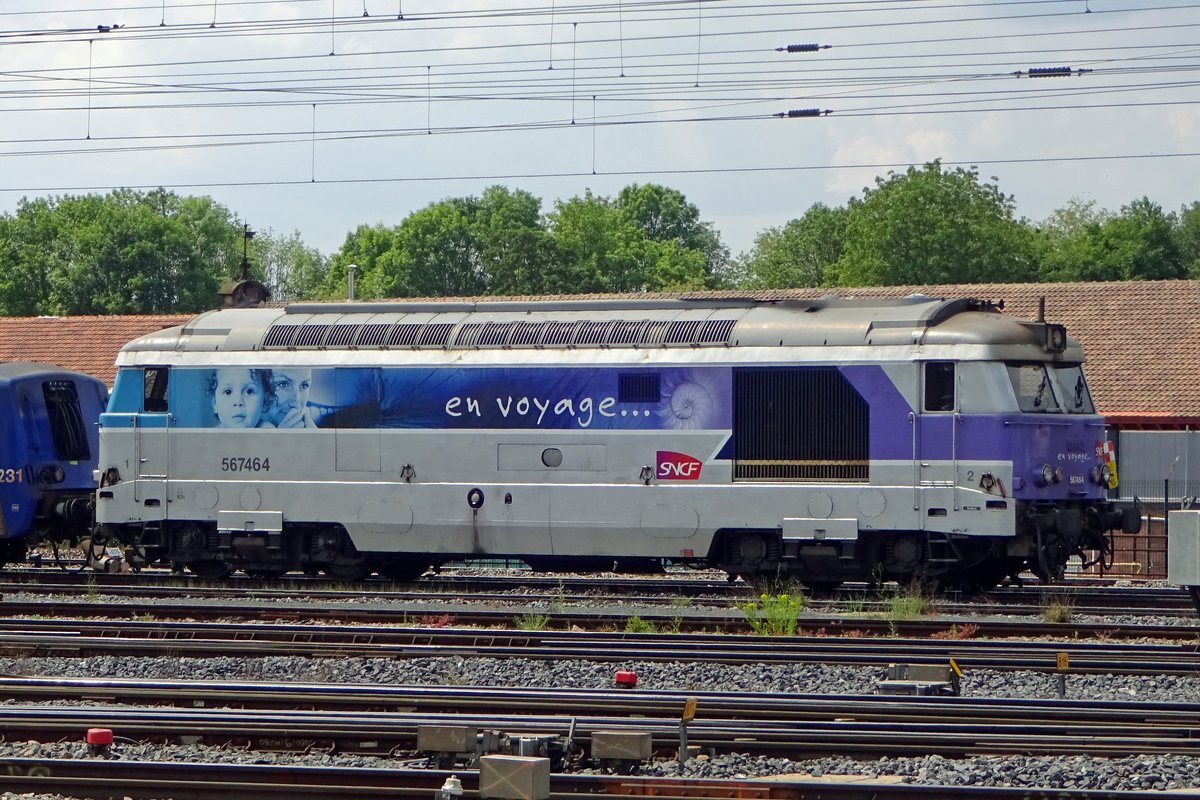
xmin=212 ymin=368 xmax=265 ymax=428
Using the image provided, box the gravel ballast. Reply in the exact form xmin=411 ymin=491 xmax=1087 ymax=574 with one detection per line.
xmin=2 ymin=654 xmax=1200 ymax=792
xmin=2 ymin=653 xmax=1198 ymax=703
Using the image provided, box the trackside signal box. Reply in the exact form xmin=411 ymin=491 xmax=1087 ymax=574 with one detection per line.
xmin=1167 ymin=510 xmax=1200 ymax=586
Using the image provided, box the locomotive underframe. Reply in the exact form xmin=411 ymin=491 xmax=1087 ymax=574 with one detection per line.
xmin=97 ymin=488 xmax=1133 ymax=591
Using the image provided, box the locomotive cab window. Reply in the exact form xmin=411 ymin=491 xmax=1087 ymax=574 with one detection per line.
xmin=1052 ymin=364 xmax=1095 ymax=414
xmin=42 ymin=381 xmax=91 ymax=461
xmin=1006 ymin=363 xmax=1062 ymax=413
xmin=143 ymin=367 xmax=169 ymax=412
xmin=923 ymin=362 xmax=955 ymax=412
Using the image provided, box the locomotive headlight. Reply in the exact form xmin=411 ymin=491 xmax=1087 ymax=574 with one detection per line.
xmin=1040 ymin=464 xmax=1055 ymax=486
xmin=38 ymin=464 xmax=66 ymax=485
xmin=1054 ymin=467 xmax=1064 ymax=484
xmin=1099 ymin=464 xmax=1112 ymax=485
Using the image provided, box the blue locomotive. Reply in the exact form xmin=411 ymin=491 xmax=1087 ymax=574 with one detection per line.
xmin=0 ymin=362 xmax=107 ymax=567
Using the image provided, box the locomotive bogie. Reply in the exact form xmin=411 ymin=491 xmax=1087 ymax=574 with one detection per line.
xmin=94 ymin=296 xmax=1135 ymax=589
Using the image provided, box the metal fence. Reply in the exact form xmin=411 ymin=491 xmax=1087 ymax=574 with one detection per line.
xmin=1080 ymin=431 xmax=1200 ymax=581
xmin=1078 ymin=475 xmax=1200 ymax=580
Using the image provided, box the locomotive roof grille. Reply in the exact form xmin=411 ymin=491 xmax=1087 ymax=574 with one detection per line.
xmin=386 ymin=323 xmax=423 ymax=347
xmin=577 ymin=320 xmax=612 ymax=345
xmin=262 ymin=324 xmax=299 ymax=348
xmin=418 ymin=323 xmax=455 ymax=347
xmin=509 ymin=321 xmax=548 ymax=345
xmin=479 ymin=322 xmax=511 ymax=347
xmin=260 ymin=316 xmax=739 ymax=350
xmin=454 ymin=322 xmax=485 ymax=348
xmin=354 ymin=323 xmax=391 ymax=347
xmin=543 ymin=321 xmax=577 ymax=345
xmin=293 ymin=324 xmax=330 ymax=348
xmin=326 ymin=324 xmax=358 ymax=347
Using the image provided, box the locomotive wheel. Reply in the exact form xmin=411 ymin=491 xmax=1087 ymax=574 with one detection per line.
xmin=244 ymin=569 xmax=288 ymax=579
xmin=378 ymin=559 xmax=430 ymax=582
xmin=323 ymin=559 xmax=372 ymax=582
xmin=187 ymin=560 xmax=233 ymax=579
xmin=800 ymin=580 xmax=844 ymax=594
xmin=941 ymin=553 xmax=1024 ymax=594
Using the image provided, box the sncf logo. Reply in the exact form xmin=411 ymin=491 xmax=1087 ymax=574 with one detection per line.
xmin=656 ymin=451 xmax=703 ymax=480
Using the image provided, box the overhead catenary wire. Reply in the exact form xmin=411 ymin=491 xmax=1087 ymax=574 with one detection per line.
xmin=0 ymin=150 xmax=1196 ymax=197
xmin=0 ymin=0 xmax=1193 ymax=207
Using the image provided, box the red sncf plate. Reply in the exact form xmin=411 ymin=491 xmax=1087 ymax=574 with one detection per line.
xmin=656 ymin=451 xmax=703 ymax=480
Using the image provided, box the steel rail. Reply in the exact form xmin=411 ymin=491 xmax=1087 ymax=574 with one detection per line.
xmin=0 ymin=597 xmax=1197 ymax=640
xmin=0 ymin=760 xmax=1176 ymax=800
xmin=1 ymin=613 xmax=1199 ymax=668
xmin=0 ymin=579 xmax=1192 ymax=620
xmin=6 ymin=675 xmax=1200 ymax=729
xmin=1 ymin=569 xmax=1193 ymax=613
xmin=0 ymin=703 xmax=1197 ymax=759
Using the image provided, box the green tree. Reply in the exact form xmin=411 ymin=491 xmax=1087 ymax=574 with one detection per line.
xmin=320 ymin=223 xmax=406 ymax=300
xmin=1178 ymin=201 xmax=1200 ymax=277
xmin=0 ymin=188 xmax=286 ymax=314
xmin=43 ymin=190 xmax=228 ymax=313
xmin=1034 ymin=198 xmax=1111 ymax=282
xmin=255 ymin=229 xmax=329 ymax=301
xmin=391 ymin=198 xmax=487 ymax=297
xmin=546 ymin=190 xmax=709 ymax=293
xmin=1036 ymin=196 xmax=1185 ymax=282
xmin=738 ymin=202 xmax=847 ymax=288
xmin=826 ymin=162 xmax=1036 ymax=286
xmin=0 ymin=197 xmax=61 ymax=315
xmin=473 ymin=186 xmax=552 ymax=295
xmin=324 ymin=188 xmax=551 ymax=299
xmin=615 ymin=183 xmax=731 ymax=286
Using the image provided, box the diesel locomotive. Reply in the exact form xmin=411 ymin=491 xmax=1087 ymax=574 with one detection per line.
xmin=92 ymin=294 xmax=1139 ymax=590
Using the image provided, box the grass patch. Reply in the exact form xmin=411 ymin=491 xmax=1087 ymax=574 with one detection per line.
xmin=881 ymin=581 xmax=936 ymax=635
xmin=741 ymin=591 xmax=806 ymax=636
xmin=1042 ymin=596 xmax=1075 ymax=623
xmin=624 ymin=615 xmax=657 ymax=633
xmin=514 ymin=613 xmax=551 ymax=630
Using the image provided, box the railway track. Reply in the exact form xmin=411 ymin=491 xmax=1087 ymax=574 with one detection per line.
xmin=6 ymin=674 xmax=1200 ymax=736
xmin=2 ymin=569 xmax=1194 ymax=618
xmin=0 ymin=594 xmax=1196 ymax=639
xmin=1 ymin=617 xmax=1197 ymax=673
xmin=0 ymin=760 xmax=1170 ymax=800
xmin=6 ymin=703 xmax=1194 ymax=759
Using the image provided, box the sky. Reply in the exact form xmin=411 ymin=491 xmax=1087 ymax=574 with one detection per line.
xmin=1 ymin=0 xmax=1197 ymax=261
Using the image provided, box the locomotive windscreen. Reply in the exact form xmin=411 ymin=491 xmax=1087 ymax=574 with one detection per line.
xmin=42 ymin=380 xmax=91 ymax=461
xmin=733 ymin=367 xmax=869 ymax=482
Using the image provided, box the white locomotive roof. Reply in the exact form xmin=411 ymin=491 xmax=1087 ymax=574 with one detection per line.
xmin=115 ymin=295 xmax=1082 ymax=363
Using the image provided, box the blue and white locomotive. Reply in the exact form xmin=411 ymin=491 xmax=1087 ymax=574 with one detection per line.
xmin=94 ymin=295 xmax=1138 ymax=589
xmin=0 ymin=362 xmax=107 ymax=567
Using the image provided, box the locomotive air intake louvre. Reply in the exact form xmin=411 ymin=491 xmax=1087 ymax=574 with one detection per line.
xmin=733 ymin=367 xmax=869 ymax=482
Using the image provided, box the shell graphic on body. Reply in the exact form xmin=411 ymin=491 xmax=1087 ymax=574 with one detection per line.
xmin=659 ymin=378 xmax=715 ymax=430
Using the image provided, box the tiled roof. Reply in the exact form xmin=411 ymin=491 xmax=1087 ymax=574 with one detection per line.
xmin=1 ymin=278 xmax=1194 ymax=417
xmin=0 ymin=315 xmax=188 ymax=386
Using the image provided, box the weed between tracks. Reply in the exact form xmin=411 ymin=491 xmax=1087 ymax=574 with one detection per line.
xmin=1042 ymin=596 xmax=1076 ymax=623
xmin=929 ymin=623 xmax=980 ymax=640
xmin=741 ymin=592 xmax=806 ymax=636
xmin=514 ymin=613 xmax=551 ymax=630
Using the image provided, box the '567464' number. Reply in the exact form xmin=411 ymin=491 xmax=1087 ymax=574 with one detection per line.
xmin=221 ymin=457 xmax=270 ymax=472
